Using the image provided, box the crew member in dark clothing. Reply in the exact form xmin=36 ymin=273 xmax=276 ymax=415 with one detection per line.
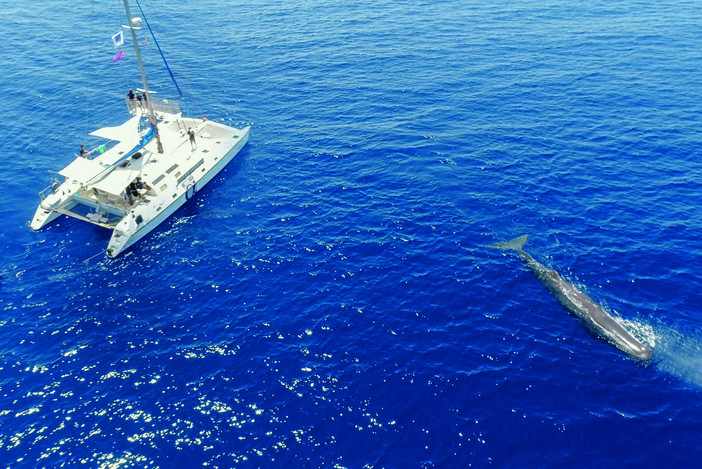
xmin=188 ymin=128 xmax=197 ymax=150
xmin=80 ymin=145 xmax=89 ymax=158
xmin=124 ymin=186 xmax=133 ymax=205
xmin=135 ymin=177 xmax=150 ymax=192
xmin=127 ymin=88 xmax=136 ymax=112
xmin=129 ymin=180 xmax=140 ymax=200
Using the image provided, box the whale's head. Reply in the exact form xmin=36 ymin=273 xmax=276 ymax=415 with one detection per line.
xmin=603 ymin=324 xmax=653 ymax=362
xmin=633 ymin=345 xmax=653 ymax=362
xmin=621 ymin=341 xmax=653 ymax=362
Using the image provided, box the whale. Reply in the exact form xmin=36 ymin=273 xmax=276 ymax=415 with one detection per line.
xmin=488 ymin=235 xmax=652 ymax=361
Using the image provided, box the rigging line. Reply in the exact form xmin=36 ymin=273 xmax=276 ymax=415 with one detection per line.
xmin=179 ymin=70 xmax=206 ymax=119
xmin=133 ymin=0 xmax=183 ymax=98
xmin=83 ymin=249 xmax=107 ymax=265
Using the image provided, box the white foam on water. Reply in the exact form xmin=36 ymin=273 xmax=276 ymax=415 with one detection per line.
xmin=649 ymin=323 xmax=702 ymax=388
xmin=618 ymin=317 xmax=702 ymax=388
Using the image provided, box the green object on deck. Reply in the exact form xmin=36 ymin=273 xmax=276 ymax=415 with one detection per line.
xmin=98 ymin=145 xmax=106 ymax=153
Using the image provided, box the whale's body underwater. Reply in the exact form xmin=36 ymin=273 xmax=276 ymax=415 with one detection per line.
xmin=489 ymin=235 xmax=652 ymax=361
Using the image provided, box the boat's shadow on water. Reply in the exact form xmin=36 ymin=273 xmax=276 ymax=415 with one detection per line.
xmin=27 ymin=217 xmax=112 ymax=260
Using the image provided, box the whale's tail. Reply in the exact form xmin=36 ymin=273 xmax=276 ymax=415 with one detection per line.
xmin=487 ymin=234 xmax=528 ymax=252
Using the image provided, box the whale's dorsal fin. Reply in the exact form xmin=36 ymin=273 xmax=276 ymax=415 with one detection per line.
xmin=487 ymin=234 xmax=528 ymax=251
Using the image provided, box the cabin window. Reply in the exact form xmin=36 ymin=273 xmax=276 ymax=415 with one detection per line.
xmin=153 ymin=175 xmax=165 ymax=184
xmin=160 ymin=184 xmax=168 ymax=191
xmin=166 ymin=164 xmax=178 ymax=174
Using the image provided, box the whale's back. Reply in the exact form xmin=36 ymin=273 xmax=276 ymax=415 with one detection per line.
xmin=488 ymin=235 xmax=653 ymax=361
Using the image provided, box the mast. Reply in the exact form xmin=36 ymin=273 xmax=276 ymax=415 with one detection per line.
xmin=123 ymin=0 xmax=164 ymax=153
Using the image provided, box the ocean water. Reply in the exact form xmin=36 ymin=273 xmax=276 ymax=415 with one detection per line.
xmin=2 ymin=0 xmax=702 ymax=466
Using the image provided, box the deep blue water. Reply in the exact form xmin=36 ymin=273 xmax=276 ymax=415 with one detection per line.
xmin=2 ymin=0 xmax=702 ymax=466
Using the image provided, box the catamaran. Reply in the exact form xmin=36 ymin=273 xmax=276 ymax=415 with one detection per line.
xmin=29 ymin=0 xmax=249 ymax=258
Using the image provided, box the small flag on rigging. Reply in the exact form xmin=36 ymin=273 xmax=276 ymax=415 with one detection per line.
xmin=111 ymin=30 xmax=124 ymax=47
xmin=112 ymin=49 xmax=125 ymax=63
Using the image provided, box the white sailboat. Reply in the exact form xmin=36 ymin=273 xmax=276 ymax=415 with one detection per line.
xmin=29 ymin=0 xmax=249 ymax=258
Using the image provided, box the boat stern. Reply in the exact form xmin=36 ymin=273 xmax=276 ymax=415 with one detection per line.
xmin=29 ymin=204 xmax=61 ymax=230
xmin=107 ymin=228 xmax=130 ymax=258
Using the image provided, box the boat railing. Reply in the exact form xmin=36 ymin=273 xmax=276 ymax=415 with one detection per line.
xmin=38 ymin=173 xmax=65 ymax=201
xmin=125 ymin=95 xmax=181 ymax=116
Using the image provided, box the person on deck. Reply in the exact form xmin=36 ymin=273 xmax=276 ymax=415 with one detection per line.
xmin=127 ymin=88 xmax=136 ymax=112
xmin=188 ymin=128 xmax=197 ymax=150
xmin=124 ymin=186 xmax=133 ymax=205
xmin=135 ymin=177 xmax=150 ymax=193
xmin=80 ymin=145 xmax=89 ymax=158
xmin=129 ymin=180 xmax=141 ymax=201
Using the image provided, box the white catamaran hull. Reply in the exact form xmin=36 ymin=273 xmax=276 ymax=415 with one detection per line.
xmin=107 ymin=128 xmax=249 ymax=257
xmin=32 ymin=116 xmax=250 ymax=257
xmin=31 ymin=206 xmax=63 ymax=230
xmin=30 ymin=4 xmax=250 ymax=258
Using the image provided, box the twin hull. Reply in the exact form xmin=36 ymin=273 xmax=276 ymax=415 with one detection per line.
xmin=32 ymin=119 xmax=249 ymax=258
xmin=108 ymin=128 xmax=249 ymax=257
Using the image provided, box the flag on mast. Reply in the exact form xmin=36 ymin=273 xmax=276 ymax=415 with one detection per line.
xmin=111 ymin=31 xmax=124 ymax=47
xmin=112 ymin=49 xmax=125 ymax=63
